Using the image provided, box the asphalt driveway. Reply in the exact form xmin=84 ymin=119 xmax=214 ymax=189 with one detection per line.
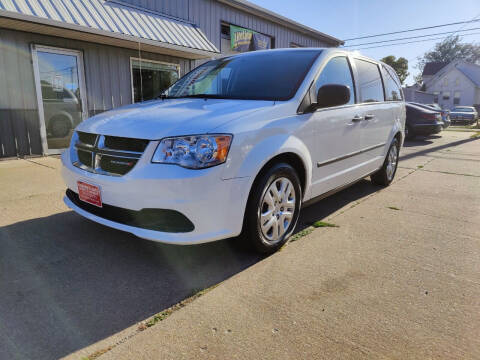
xmin=1 ymin=130 xmax=479 ymax=359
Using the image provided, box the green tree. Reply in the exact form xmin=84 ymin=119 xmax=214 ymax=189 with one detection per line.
xmin=416 ymin=35 xmax=480 ymax=77
xmin=380 ymin=55 xmax=409 ymax=84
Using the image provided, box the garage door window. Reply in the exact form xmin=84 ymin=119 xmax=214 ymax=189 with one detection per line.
xmin=131 ymin=58 xmax=179 ymax=103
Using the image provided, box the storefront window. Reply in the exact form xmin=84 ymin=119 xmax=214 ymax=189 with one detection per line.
xmin=131 ymin=59 xmax=179 ymax=103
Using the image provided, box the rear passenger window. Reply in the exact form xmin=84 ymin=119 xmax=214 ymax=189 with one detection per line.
xmin=315 ymin=56 xmax=354 ymax=105
xmin=354 ymin=59 xmax=384 ymax=103
xmin=382 ymin=66 xmax=402 ymax=101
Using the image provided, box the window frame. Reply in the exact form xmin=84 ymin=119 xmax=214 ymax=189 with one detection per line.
xmin=353 ymin=57 xmax=385 ymax=104
xmin=380 ymin=64 xmax=403 ymax=102
xmin=453 ymin=91 xmax=461 ymax=105
xmin=130 ymin=57 xmax=180 ymax=103
xmin=311 ymin=55 xmax=357 ymax=109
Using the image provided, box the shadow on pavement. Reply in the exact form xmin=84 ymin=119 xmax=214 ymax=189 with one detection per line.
xmin=0 ymin=179 xmax=380 ymax=360
xmin=402 ymin=138 xmax=434 ymax=147
xmin=401 ymin=135 xmax=479 ymax=160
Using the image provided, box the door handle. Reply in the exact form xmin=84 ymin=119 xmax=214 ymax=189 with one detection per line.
xmin=352 ymin=115 xmax=364 ymax=122
xmin=364 ymin=114 xmax=375 ymax=120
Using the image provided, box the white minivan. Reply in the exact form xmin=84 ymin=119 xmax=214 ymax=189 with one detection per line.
xmin=62 ymin=48 xmax=405 ymax=253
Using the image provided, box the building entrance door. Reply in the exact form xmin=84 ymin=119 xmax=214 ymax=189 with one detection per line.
xmin=32 ymin=45 xmax=87 ymax=154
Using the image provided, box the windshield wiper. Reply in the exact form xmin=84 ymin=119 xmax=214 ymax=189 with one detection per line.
xmin=171 ymin=94 xmax=229 ymax=99
xmin=156 ymin=94 xmax=172 ymax=100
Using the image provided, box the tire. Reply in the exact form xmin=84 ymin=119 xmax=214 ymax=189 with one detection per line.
xmin=244 ymin=163 xmax=302 ymax=254
xmin=371 ymin=138 xmax=400 ymax=187
xmin=405 ymin=125 xmax=415 ymax=140
xmin=50 ymin=116 xmax=72 ymax=138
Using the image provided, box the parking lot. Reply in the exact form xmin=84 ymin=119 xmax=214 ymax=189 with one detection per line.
xmin=1 ymin=130 xmax=479 ymax=360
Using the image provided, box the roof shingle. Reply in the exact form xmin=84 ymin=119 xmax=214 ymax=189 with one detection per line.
xmin=422 ymin=62 xmax=448 ymax=76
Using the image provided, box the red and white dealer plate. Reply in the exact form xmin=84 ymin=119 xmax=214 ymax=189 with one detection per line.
xmin=77 ymin=181 xmax=102 ymax=208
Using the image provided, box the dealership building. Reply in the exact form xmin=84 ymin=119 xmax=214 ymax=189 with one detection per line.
xmin=0 ymin=0 xmax=342 ymax=158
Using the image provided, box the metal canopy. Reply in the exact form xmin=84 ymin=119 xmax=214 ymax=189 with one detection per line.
xmin=0 ymin=0 xmax=219 ymax=59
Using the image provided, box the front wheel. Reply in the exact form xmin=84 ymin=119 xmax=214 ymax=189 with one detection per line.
xmin=244 ymin=163 xmax=302 ymax=254
xmin=371 ymin=138 xmax=400 ymax=186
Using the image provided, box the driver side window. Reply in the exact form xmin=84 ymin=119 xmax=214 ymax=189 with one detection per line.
xmin=315 ymin=56 xmax=355 ymax=105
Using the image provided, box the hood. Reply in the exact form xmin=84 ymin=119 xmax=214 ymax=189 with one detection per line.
xmin=76 ymin=98 xmax=274 ymax=139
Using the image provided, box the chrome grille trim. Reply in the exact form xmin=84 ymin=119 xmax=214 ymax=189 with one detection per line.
xmin=72 ymin=133 xmax=148 ymax=176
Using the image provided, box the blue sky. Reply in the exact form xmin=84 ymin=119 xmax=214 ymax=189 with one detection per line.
xmin=251 ymin=0 xmax=480 ymax=85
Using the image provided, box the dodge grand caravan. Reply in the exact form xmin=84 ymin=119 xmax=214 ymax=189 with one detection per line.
xmin=62 ymin=48 xmax=405 ymax=253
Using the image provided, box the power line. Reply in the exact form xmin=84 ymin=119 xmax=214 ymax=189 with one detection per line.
xmin=343 ymin=19 xmax=480 ymax=41
xmin=344 ymin=27 xmax=480 ymax=47
xmin=352 ymin=32 xmax=480 ymax=51
xmin=406 ymin=12 xmax=480 ymax=62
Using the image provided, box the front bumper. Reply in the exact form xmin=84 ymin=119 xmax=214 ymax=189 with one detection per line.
xmin=411 ymin=122 xmax=443 ymax=136
xmin=61 ymin=150 xmax=251 ymax=244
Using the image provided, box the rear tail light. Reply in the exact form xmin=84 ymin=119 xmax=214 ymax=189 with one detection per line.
xmin=421 ymin=113 xmax=436 ymax=121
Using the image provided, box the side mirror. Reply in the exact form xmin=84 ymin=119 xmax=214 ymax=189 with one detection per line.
xmin=316 ymin=84 xmax=351 ymax=109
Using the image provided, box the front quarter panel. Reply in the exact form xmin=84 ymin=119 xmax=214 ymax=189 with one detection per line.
xmin=219 ymin=110 xmax=314 ymax=201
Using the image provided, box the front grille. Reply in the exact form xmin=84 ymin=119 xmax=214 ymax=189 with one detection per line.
xmin=99 ymin=155 xmax=139 ymax=175
xmin=73 ymin=132 xmax=148 ymax=176
xmin=78 ymin=149 xmax=93 ymax=168
xmin=104 ymin=136 xmax=149 ymax=152
xmin=78 ymin=131 xmax=97 ymax=146
xmin=66 ymin=189 xmax=194 ymax=233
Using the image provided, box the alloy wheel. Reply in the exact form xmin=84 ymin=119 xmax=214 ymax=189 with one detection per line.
xmin=386 ymin=144 xmax=398 ymax=181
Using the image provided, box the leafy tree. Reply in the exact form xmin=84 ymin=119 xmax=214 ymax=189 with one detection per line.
xmin=380 ymin=55 xmax=409 ymax=84
xmin=416 ymin=35 xmax=480 ymax=78
xmin=413 ymin=73 xmax=423 ymax=85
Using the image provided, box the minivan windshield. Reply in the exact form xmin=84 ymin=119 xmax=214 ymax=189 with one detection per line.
xmin=164 ymin=50 xmax=321 ymax=101
xmin=452 ymin=107 xmax=474 ymax=112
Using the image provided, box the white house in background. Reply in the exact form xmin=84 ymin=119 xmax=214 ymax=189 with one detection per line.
xmin=403 ymin=83 xmax=435 ymax=103
xmin=423 ymin=60 xmax=480 ymax=110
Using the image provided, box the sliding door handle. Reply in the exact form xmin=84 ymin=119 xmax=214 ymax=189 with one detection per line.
xmin=364 ymin=114 xmax=375 ymax=120
xmin=352 ymin=115 xmax=364 ymax=122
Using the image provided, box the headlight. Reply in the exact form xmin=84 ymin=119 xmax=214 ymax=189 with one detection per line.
xmin=152 ymin=134 xmax=232 ymax=169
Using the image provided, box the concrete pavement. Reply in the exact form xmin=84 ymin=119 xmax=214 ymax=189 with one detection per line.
xmin=96 ymin=131 xmax=480 ymax=360
xmin=1 ymin=131 xmax=479 ymax=359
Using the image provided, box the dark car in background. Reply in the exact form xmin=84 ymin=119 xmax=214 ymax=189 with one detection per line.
xmin=449 ymin=106 xmax=478 ymax=125
xmin=427 ymin=103 xmax=451 ymax=128
xmin=409 ymin=102 xmax=450 ymax=128
xmin=405 ymin=103 xmax=443 ymax=139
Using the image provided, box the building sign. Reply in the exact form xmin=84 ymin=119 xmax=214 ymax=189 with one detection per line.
xmin=252 ymin=33 xmax=271 ymax=50
xmin=230 ymin=25 xmax=271 ymax=52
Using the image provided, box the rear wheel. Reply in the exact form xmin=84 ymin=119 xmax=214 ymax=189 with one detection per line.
xmin=244 ymin=163 xmax=302 ymax=254
xmin=371 ymin=138 xmax=399 ymax=186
